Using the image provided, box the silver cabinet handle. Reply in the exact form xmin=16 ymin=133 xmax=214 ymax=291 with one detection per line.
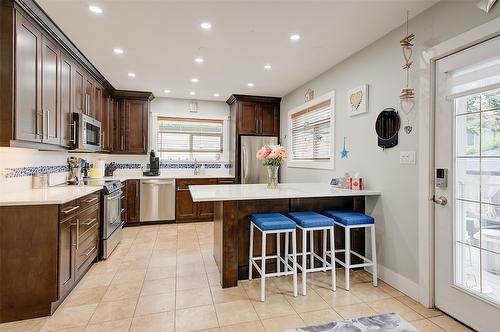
xmin=143 ymin=135 xmax=146 ymax=150
xmin=85 ymin=197 xmax=98 ymax=203
xmin=81 ymin=245 xmax=96 ymax=257
xmin=177 ymin=187 xmax=190 ymax=191
xmin=62 ymin=205 xmax=80 ymax=214
xmin=81 ymin=217 xmax=97 ymax=226
xmin=121 ymin=135 xmax=124 ymax=150
xmin=76 ymin=218 xmax=79 ymax=249
xmin=47 ymin=110 xmax=50 ymax=139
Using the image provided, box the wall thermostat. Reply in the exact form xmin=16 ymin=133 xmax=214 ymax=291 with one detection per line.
xmin=435 ymin=168 xmax=448 ymax=188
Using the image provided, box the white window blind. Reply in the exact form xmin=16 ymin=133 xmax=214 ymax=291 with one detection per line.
xmin=290 ymin=99 xmax=332 ymax=161
xmin=157 ymin=117 xmax=223 ymax=161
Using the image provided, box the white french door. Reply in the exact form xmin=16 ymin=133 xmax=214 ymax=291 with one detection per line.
xmin=434 ymin=36 xmax=500 ymax=332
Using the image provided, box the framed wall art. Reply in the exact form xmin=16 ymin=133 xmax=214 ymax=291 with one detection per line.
xmin=347 ymin=84 xmax=369 ymax=117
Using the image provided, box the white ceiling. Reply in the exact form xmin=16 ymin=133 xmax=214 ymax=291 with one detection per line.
xmin=38 ymin=0 xmax=437 ymax=101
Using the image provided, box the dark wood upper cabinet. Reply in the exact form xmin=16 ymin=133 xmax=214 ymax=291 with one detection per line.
xmin=228 ymin=95 xmax=281 ymax=136
xmin=41 ymin=37 xmax=61 ymax=145
xmin=260 ymin=102 xmax=279 ymax=135
xmin=238 ymin=102 xmax=260 ymax=134
xmin=72 ymin=67 xmax=85 ymax=114
xmin=125 ymin=99 xmax=148 ymax=154
xmin=60 ymin=56 xmax=73 ymax=148
xmin=101 ymin=89 xmax=112 ymax=152
xmin=125 ymin=180 xmax=140 ymax=223
xmin=15 ymin=13 xmax=42 ymax=143
xmin=84 ymin=78 xmax=95 ymax=117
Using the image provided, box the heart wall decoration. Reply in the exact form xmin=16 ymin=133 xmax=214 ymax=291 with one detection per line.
xmin=347 ymin=84 xmax=369 ymax=117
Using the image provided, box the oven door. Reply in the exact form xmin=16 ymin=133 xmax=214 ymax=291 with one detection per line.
xmin=103 ymin=190 xmax=122 ymax=239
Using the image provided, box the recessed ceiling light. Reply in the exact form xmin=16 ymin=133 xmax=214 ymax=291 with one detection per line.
xmin=200 ymin=22 xmax=212 ymax=30
xmin=191 ymin=78 xmax=199 ymax=83
xmin=128 ymin=72 xmax=136 ymax=78
xmin=88 ymin=5 xmax=103 ymax=14
xmin=289 ymin=34 xmax=301 ymax=41
xmin=264 ymin=64 xmax=272 ymax=70
xmin=213 ymin=93 xmax=220 ymax=97
xmin=190 ymin=91 xmax=196 ymax=96
xmin=113 ymin=48 xmax=124 ymax=55
xmin=247 ymin=82 xmax=254 ymax=87
xmin=164 ymin=89 xmax=171 ymax=94
xmin=194 ymin=57 xmax=204 ymax=63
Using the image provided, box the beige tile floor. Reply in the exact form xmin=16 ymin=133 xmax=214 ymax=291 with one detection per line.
xmin=0 ymin=222 xmax=474 ymax=332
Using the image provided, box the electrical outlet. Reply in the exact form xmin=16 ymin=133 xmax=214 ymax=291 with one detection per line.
xmin=400 ymin=151 xmax=416 ymax=164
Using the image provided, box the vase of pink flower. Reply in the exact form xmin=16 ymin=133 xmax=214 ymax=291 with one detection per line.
xmin=256 ymin=144 xmax=288 ymax=189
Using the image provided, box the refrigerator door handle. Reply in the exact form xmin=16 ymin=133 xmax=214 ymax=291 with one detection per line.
xmin=241 ymin=146 xmax=246 ymax=184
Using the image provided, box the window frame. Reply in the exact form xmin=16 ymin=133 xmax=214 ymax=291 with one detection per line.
xmin=287 ymin=91 xmax=335 ymax=170
xmin=156 ymin=116 xmax=224 ymax=161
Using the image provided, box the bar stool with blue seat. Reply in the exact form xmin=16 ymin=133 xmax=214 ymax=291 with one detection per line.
xmin=323 ymin=210 xmax=377 ymax=291
xmin=286 ymin=211 xmax=336 ymax=296
xmin=249 ymin=213 xmax=298 ymax=302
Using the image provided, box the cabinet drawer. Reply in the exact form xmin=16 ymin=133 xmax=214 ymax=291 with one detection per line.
xmin=176 ymin=178 xmax=217 ymax=189
xmin=76 ymin=231 xmax=98 ymax=271
xmin=77 ymin=204 xmax=99 ymax=242
xmin=60 ymin=200 xmax=80 ymax=220
xmin=77 ymin=191 xmax=100 ymax=211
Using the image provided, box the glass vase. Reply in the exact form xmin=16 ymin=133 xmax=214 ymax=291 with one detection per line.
xmin=267 ymin=165 xmax=279 ymax=189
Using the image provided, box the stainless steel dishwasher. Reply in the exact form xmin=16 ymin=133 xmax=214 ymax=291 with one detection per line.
xmin=140 ymin=179 xmax=176 ymax=222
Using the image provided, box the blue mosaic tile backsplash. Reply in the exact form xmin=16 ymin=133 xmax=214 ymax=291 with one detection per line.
xmin=5 ymin=162 xmax=233 ymax=178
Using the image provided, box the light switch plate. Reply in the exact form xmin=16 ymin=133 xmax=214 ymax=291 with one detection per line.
xmin=400 ymin=151 xmax=416 ymax=164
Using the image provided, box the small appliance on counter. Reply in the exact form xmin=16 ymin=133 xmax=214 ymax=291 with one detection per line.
xmin=32 ymin=173 xmax=49 ymax=189
xmin=105 ymin=162 xmax=118 ymax=177
xmin=143 ymin=150 xmax=160 ymax=176
xmin=67 ymin=156 xmax=80 ymax=185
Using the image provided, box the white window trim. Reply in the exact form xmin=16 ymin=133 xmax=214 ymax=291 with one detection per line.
xmin=287 ymin=90 xmax=335 ymax=170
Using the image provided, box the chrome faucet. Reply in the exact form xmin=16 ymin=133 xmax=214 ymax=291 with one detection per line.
xmin=194 ymin=159 xmax=201 ymax=175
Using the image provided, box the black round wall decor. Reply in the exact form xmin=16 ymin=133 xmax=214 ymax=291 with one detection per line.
xmin=375 ymin=108 xmax=401 ymax=149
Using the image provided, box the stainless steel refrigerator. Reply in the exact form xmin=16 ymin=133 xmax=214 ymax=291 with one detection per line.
xmin=240 ymin=136 xmax=279 ymax=184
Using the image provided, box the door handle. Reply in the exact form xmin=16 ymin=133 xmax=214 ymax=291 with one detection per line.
xmin=432 ymin=195 xmax=448 ymax=206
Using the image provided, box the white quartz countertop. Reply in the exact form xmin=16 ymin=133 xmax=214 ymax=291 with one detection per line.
xmin=0 ymin=186 xmax=102 ymax=206
xmin=189 ymin=182 xmax=381 ymax=202
xmin=103 ymin=174 xmax=235 ymax=182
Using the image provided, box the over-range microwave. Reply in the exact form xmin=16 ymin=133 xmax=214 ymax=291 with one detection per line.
xmin=70 ymin=113 xmax=102 ymax=152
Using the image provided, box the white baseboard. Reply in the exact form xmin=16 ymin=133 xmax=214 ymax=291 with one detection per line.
xmin=365 ymin=264 xmax=420 ymax=301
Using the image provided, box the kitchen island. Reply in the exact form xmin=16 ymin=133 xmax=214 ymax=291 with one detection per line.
xmin=189 ymin=182 xmax=380 ymax=288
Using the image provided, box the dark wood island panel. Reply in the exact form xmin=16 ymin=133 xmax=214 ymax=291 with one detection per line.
xmin=213 ymin=196 xmax=367 ymax=288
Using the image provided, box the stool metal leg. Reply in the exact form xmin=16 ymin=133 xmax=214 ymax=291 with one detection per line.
xmin=371 ymin=224 xmax=378 ymax=287
xmin=261 ymin=232 xmax=267 ymax=302
xmin=277 ymin=233 xmax=281 ymax=274
xmin=285 ymin=232 xmax=289 ymax=274
xmin=249 ymin=223 xmax=254 ymax=280
xmin=292 ymin=229 xmax=298 ymax=297
xmin=309 ymin=230 xmax=314 ymax=269
xmin=329 ymin=226 xmax=336 ymax=291
xmin=323 ymin=230 xmax=327 ymax=272
xmin=302 ymin=229 xmax=307 ymax=296
xmin=345 ymin=227 xmax=350 ymax=291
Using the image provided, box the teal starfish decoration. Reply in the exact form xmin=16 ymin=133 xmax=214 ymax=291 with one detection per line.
xmin=340 ymin=137 xmax=349 ymax=159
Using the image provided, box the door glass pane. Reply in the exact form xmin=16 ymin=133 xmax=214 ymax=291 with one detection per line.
xmin=455 ymin=242 xmax=481 ymax=293
xmin=454 ymin=87 xmax=500 ymax=304
xmin=456 ymin=158 xmax=480 ymax=202
xmin=481 ymin=158 xmax=500 ymax=205
xmin=455 ymin=200 xmax=480 ymax=245
xmin=456 ymin=113 xmax=480 ymax=156
xmin=481 ymin=249 xmax=500 ymax=304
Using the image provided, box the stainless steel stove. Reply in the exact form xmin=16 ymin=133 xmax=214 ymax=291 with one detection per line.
xmin=84 ymin=179 xmax=123 ymax=259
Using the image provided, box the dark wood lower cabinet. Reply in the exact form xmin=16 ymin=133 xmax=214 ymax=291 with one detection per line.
xmin=0 ymin=192 xmax=100 ymax=323
xmin=175 ymin=178 xmax=217 ymax=223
